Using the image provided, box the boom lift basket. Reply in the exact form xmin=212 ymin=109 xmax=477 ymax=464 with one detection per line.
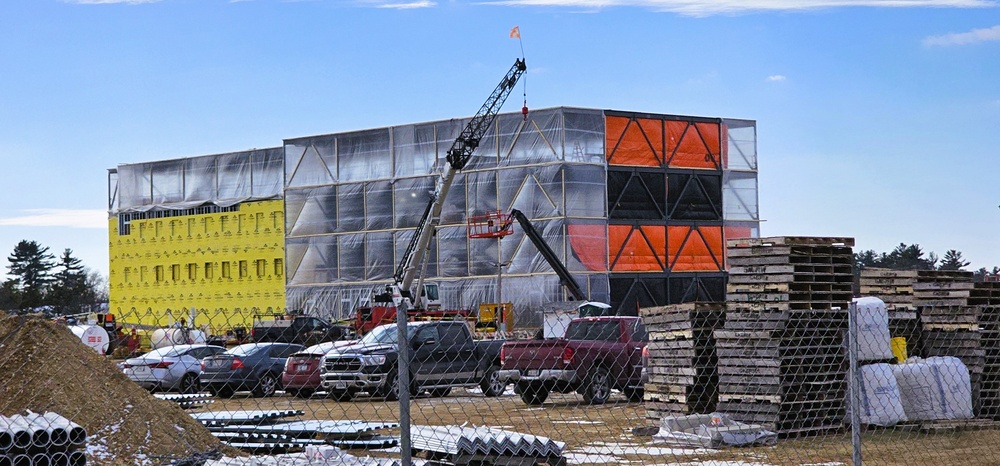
xmin=467 ymin=210 xmax=514 ymax=239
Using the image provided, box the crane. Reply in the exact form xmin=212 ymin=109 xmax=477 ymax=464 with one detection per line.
xmin=391 ymin=58 xmax=527 ymax=309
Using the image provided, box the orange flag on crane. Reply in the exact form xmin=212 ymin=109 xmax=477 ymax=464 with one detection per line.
xmin=510 ymin=26 xmax=520 ymax=39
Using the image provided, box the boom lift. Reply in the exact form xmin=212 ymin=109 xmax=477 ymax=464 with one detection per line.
xmin=354 ymin=58 xmax=528 ymax=334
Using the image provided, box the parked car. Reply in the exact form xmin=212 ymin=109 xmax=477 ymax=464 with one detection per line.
xmin=498 ymin=316 xmax=648 ymax=405
xmin=122 ymin=344 xmax=227 ymax=394
xmin=200 ymin=342 xmax=304 ymax=398
xmin=281 ymin=340 xmax=356 ymax=398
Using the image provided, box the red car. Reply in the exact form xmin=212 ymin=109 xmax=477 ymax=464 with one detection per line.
xmin=282 ymin=340 xmax=355 ymax=398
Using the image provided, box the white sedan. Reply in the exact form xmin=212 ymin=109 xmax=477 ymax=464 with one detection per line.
xmin=123 ymin=344 xmax=227 ymax=393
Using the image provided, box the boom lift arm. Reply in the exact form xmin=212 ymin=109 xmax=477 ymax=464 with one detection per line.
xmin=508 ymin=209 xmax=588 ymax=302
xmin=392 ymin=58 xmax=528 ymax=307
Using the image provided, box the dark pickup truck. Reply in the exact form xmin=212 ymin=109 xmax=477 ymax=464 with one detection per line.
xmin=319 ymin=321 xmax=507 ymax=401
xmin=251 ymin=315 xmax=356 ymax=346
xmin=498 ymin=316 xmax=648 ymax=405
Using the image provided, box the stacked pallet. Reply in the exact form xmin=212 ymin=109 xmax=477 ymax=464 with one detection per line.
xmin=974 ymin=282 xmax=1000 ymax=419
xmin=859 ymin=268 xmax=920 ymax=358
xmin=915 ymin=271 xmax=981 ymax=413
xmin=641 ymin=303 xmax=725 ymax=424
xmin=719 ymin=236 xmax=854 ymax=438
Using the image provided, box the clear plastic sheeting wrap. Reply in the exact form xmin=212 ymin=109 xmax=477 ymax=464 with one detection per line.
xmin=723 ymin=118 xmax=757 ymax=170
xmin=285 ymin=107 xmax=610 ymax=320
xmin=112 ymin=148 xmax=283 ymax=213
xmin=722 ymin=170 xmax=759 ymax=221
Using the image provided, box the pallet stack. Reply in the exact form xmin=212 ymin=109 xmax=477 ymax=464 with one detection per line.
xmin=641 ymin=303 xmax=725 ymax=425
xmin=859 ymin=268 xmax=920 ymax=358
xmin=719 ymin=236 xmax=854 ymax=438
xmin=973 ymin=282 xmax=1000 ymax=419
xmin=915 ymin=271 xmax=981 ymax=414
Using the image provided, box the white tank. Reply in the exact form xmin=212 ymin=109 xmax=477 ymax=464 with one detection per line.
xmin=69 ymin=325 xmax=110 ymax=355
xmin=150 ymin=328 xmax=207 ymax=349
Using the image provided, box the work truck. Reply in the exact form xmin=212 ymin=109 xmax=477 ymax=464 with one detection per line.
xmin=497 ymin=316 xmax=648 ymax=405
xmin=251 ymin=314 xmax=355 ymax=346
xmin=319 ymin=320 xmax=507 ymax=401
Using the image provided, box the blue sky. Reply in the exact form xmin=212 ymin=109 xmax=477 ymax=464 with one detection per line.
xmin=0 ymin=0 xmax=997 ymax=280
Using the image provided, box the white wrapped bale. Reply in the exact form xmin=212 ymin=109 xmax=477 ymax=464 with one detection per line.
xmin=891 ymin=356 xmax=973 ymax=421
xmin=852 ymin=297 xmax=893 ymax=361
xmin=852 ymin=363 xmax=907 ymax=426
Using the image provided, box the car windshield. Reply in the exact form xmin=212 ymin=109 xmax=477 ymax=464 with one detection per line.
xmin=228 ymin=344 xmax=264 ymax=357
xmin=360 ymin=324 xmax=416 ymax=346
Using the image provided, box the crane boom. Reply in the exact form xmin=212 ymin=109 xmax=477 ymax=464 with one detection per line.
xmin=393 ymin=58 xmax=527 ymax=304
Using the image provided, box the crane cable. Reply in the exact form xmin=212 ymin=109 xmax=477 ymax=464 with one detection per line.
xmin=511 ymin=26 xmax=528 ymax=120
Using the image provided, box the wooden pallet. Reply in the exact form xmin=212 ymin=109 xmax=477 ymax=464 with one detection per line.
xmin=726 ymin=236 xmax=855 ymax=248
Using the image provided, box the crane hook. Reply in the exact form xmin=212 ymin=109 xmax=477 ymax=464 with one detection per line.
xmin=521 ymin=100 xmax=528 ymax=121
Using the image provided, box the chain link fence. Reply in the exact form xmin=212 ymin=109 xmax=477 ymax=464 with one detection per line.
xmin=3 ymin=237 xmax=1000 ymax=465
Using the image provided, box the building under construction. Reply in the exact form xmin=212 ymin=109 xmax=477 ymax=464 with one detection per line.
xmin=107 ymin=107 xmax=758 ymax=332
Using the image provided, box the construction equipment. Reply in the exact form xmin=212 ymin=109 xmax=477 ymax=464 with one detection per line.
xmin=355 ymin=58 xmax=528 ymax=334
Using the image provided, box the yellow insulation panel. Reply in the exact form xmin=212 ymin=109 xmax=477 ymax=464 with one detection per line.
xmin=108 ymin=199 xmax=286 ymax=335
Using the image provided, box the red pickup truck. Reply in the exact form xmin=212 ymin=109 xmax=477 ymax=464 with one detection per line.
xmin=497 ymin=316 xmax=648 ymax=405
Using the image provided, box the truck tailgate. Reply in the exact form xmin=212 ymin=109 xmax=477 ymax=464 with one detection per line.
xmin=501 ymin=340 xmax=568 ymax=370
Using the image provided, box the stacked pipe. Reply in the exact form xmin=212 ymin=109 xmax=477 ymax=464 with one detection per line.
xmin=410 ymin=425 xmax=564 ymax=463
xmin=0 ymin=412 xmax=88 ymax=466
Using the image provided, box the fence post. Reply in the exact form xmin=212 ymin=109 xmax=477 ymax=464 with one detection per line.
xmin=396 ymin=299 xmax=412 ymax=466
xmin=848 ymin=301 xmax=863 ymax=466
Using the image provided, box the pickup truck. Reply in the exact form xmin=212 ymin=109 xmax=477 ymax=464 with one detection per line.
xmin=319 ymin=321 xmax=507 ymax=401
xmin=251 ymin=315 xmax=355 ymax=346
xmin=497 ymin=316 xmax=648 ymax=405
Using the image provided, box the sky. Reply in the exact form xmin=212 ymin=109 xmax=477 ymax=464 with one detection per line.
xmin=0 ymin=0 xmax=998 ymax=281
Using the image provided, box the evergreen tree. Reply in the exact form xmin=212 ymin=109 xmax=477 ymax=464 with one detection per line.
xmin=49 ymin=248 xmax=89 ymax=315
xmin=938 ymin=249 xmax=971 ymax=271
xmin=6 ymin=240 xmax=55 ymax=312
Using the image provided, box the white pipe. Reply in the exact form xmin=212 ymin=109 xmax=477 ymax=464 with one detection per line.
xmin=47 ymin=452 xmax=68 ymax=466
xmin=0 ymin=416 xmax=30 ymax=452
xmin=0 ymin=454 xmax=12 ymax=466
xmin=10 ymin=455 xmax=29 ymax=466
xmin=20 ymin=415 xmax=67 ymax=449
xmin=36 ymin=414 xmax=85 ymax=447
xmin=0 ymin=430 xmax=12 ymax=453
xmin=0 ymin=418 xmax=46 ymax=450
xmin=28 ymin=453 xmax=48 ymax=466
xmin=67 ymin=451 xmax=85 ymax=466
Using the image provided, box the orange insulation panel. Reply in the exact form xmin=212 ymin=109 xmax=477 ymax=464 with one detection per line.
xmin=666 ymin=121 xmax=721 ymax=169
xmin=606 ymin=116 xmax=662 ymax=167
xmin=567 ymin=224 xmax=609 ymax=272
xmin=668 ymin=225 xmax=724 ymax=271
xmin=608 ymin=225 xmax=665 ymax=272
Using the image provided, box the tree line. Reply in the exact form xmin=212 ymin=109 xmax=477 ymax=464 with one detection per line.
xmin=1 ymin=240 xmax=108 ymax=316
xmin=854 ymin=242 xmax=998 ymax=280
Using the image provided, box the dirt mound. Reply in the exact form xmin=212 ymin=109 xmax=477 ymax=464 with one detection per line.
xmin=0 ymin=314 xmax=235 ymax=465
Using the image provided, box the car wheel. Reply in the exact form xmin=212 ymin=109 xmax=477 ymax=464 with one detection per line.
xmin=622 ymin=387 xmax=644 ymax=402
xmin=380 ymin=370 xmax=400 ymax=401
xmin=254 ymin=373 xmax=279 ymax=398
xmin=479 ymin=365 xmax=507 ymax=397
xmin=583 ymin=366 xmax=612 ymax=405
xmin=179 ymin=373 xmax=200 ymax=394
xmin=519 ymin=384 xmax=549 ymax=405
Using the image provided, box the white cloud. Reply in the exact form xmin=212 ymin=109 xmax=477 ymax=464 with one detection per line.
xmin=0 ymin=209 xmax=107 ymax=229
xmin=923 ymin=25 xmax=1000 ymax=46
xmin=767 ymin=74 xmax=787 ymax=81
xmin=476 ymin=0 xmax=995 ymax=16
xmin=377 ymin=0 xmax=437 ymax=7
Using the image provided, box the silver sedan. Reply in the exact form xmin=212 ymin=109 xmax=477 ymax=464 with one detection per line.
xmin=123 ymin=344 xmax=227 ymax=393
